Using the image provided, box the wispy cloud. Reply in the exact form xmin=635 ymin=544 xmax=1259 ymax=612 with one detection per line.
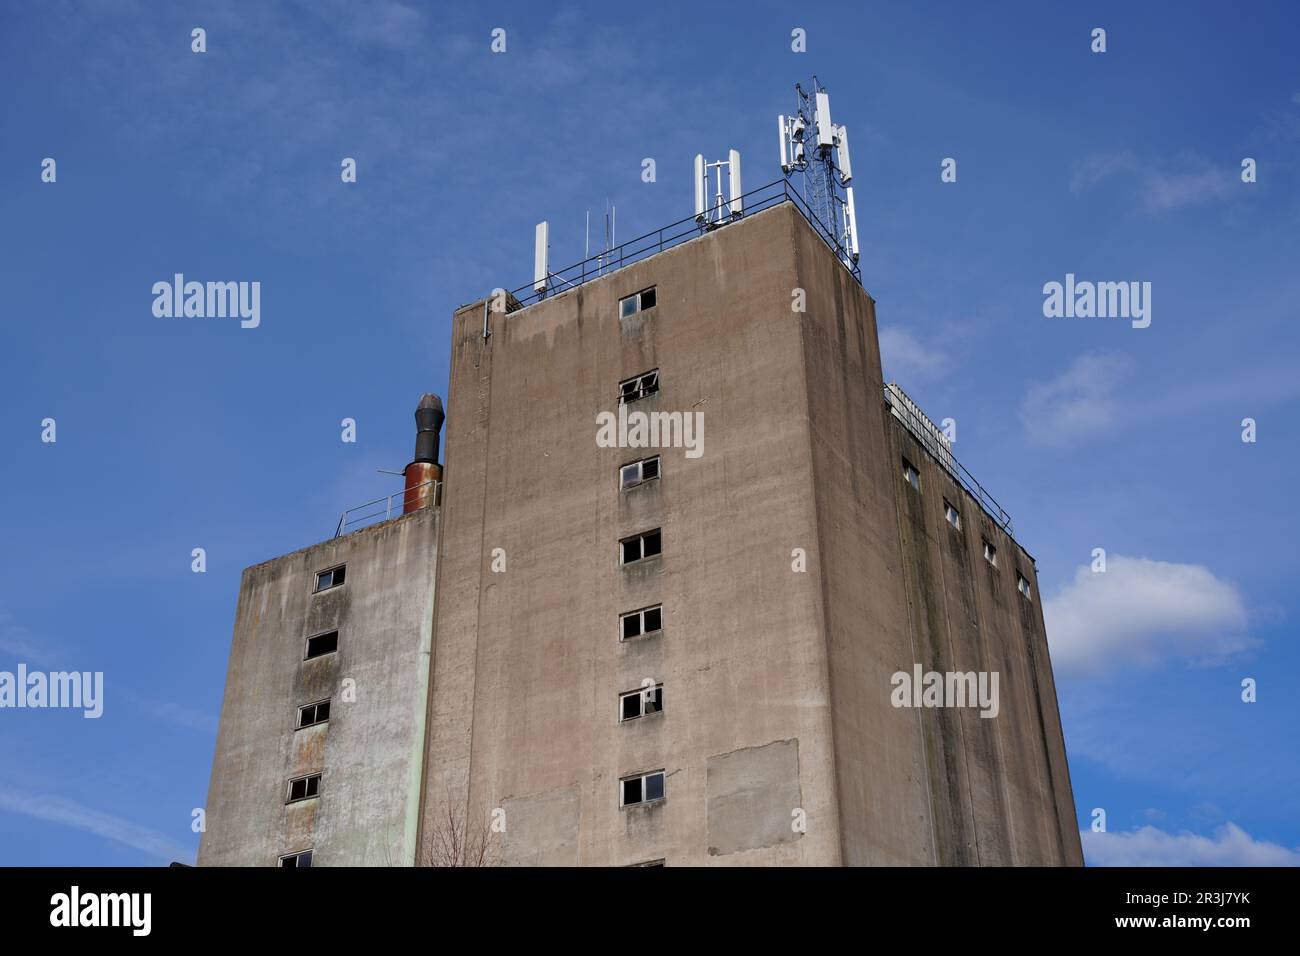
xmin=1045 ymin=555 xmax=1254 ymax=675
xmin=1082 ymin=822 xmax=1300 ymax=866
xmin=0 ymin=784 xmax=192 ymax=864
xmin=1071 ymin=152 xmax=1236 ymax=212
xmin=1020 ymin=352 xmax=1135 ymax=447
xmin=878 ymin=326 xmax=951 ymax=381
xmin=0 ymin=613 xmax=64 ymax=669
xmin=123 ymin=692 xmax=218 ymax=734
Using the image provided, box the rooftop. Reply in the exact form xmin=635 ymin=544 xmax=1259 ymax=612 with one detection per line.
xmin=503 ymin=178 xmax=862 ymax=312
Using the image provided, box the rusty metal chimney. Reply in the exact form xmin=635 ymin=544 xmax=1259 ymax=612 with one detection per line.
xmin=402 ymin=393 xmax=444 ymax=513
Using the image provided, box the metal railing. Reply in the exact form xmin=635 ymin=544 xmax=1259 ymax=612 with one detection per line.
xmin=506 ymin=178 xmax=861 ymax=310
xmin=334 ymin=480 xmax=441 ymax=538
xmin=883 ymin=385 xmax=1014 ymax=536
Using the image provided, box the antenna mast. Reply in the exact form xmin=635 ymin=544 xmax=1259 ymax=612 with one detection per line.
xmin=778 ymin=76 xmax=859 ymax=272
xmin=694 ymin=150 xmax=743 ymax=229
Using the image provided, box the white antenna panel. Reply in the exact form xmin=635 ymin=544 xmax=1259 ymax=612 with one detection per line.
xmin=815 ymin=92 xmax=834 ymax=149
xmin=694 ymin=153 xmax=706 ymax=221
xmin=728 ymin=149 xmax=743 ymax=216
xmin=844 ymin=187 xmax=859 ymax=260
xmin=835 ymin=124 xmax=853 ymax=184
xmin=533 ymin=221 xmax=549 ymax=294
xmin=778 ymin=115 xmax=790 ymax=171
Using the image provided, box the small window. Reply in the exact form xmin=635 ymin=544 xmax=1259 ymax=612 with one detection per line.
xmin=304 ymin=630 xmax=339 ymax=660
xmin=983 ymin=539 xmax=997 ymax=566
xmin=313 ymin=565 xmax=346 ymax=593
xmin=629 ymin=859 xmax=666 ymax=867
xmin=944 ymin=500 xmax=961 ymax=531
xmin=620 ymin=604 xmax=663 ymax=642
xmin=287 ymin=773 xmax=321 ymax=804
xmin=619 ymin=369 xmax=659 ymax=404
xmin=620 ymin=529 xmax=662 ymax=565
xmin=620 ymin=770 xmax=666 ymax=807
xmin=279 ymin=849 xmax=313 ymax=868
xmin=619 ymin=684 xmax=663 ymax=722
xmin=1017 ymin=573 xmax=1032 ymax=600
xmin=620 ymin=456 xmax=661 ymax=490
xmin=619 ymin=287 xmax=656 ymax=318
xmin=902 ymin=459 xmax=921 ymax=491
xmin=297 ymin=699 xmax=331 ymax=729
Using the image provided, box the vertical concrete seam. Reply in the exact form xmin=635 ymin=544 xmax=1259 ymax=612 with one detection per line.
xmin=934 ymin=489 xmax=982 ymax=865
xmin=463 ymin=321 xmax=497 ymax=836
xmin=1034 ymin=601 xmax=1086 ymax=864
xmin=889 ymin=426 xmax=939 ymax=865
xmin=790 ymin=206 xmax=844 ymax=866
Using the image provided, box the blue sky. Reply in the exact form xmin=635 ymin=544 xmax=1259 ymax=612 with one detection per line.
xmin=1 ymin=0 xmax=1296 ymax=865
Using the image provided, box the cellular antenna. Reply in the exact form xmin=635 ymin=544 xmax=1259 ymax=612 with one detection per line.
xmin=778 ymin=77 xmax=860 ymax=272
xmin=534 ymin=221 xmax=549 ymax=295
xmin=694 ymin=150 xmax=744 ymax=229
xmin=527 ymin=219 xmax=579 ymax=299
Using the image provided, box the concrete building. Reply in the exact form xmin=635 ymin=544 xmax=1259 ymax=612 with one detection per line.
xmin=199 ymin=195 xmax=1083 ymax=867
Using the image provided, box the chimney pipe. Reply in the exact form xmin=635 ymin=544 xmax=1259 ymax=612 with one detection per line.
xmin=403 ymin=393 xmax=444 ymax=513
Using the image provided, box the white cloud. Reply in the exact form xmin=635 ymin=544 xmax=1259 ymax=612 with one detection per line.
xmin=123 ymin=692 xmax=218 ymax=734
xmin=1020 ymin=352 xmax=1134 ymax=447
xmin=1141 ymin=161 xmax=1235 ymax=212
xmin=1070 ymin=152 xmax=1140 ymax=192
xmin=1045 ymin=555 xmax=1253 ymax=675
xmin=0 ymin=785 xmax=192 ymax=864
xmin=1071 ymin=152 xmax=1235 ymax=212
xmin=0 ymin=612 xmax=63 ymax=668
xmin=878 ymin=326 xmax=950 ymax=381
xmin=1083 ymin=823 xmax=1300 ymax=866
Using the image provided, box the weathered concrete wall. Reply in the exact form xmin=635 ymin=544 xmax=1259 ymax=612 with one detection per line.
xmin=420 ymin=201 xmax=1082 ymax=866
xmin=421 ymin=204 xmax=838 ymax=866
xmin=884 ymin=413 xmax=1084 ymax=865
xmin=790 ymin=216 xmax=938 ymax=865
xmin=198 ymin=507 xmax=438 ymax=866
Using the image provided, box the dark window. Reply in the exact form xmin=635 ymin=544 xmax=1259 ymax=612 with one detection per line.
xmin=902 ymin=459 xmax=921 ymax=491
xmin=620 ymin=605 xmax=663 ymax=642
xmin=620 ymin=529 xmax=662 ymax=565
xmin=314 ymin=565 xmax=346 ymax=592
xmin=619 ymin=370 xmax=659 ymax=404
xmin=297 ymin=699 xmax=331 ymax=729
xmin=620 ymin=455 xmax=661 ymax=490
xmin=622 ymin=613 xmax=640 ymax=640
xmin=621 ymin=693 xmax=641 ymax=721
xmin=279 ymin=849 xmax=313 ymax=868
xmin=644 ymin=772 xmax=665 ymax=802
xmin=621 ymin=770 xmax=666 ymax=807
xmin=287 ymin=773 xmax=321 ymax=804
xmin=305 ymin=631 xmax=338 ymax=660
xmin=619 ymin=684 xmax=663 ymax=722
xmin=619 ymin=287 xmax=657 ymax=318
xmin=629 ymin=859 xmax=666 ymax=867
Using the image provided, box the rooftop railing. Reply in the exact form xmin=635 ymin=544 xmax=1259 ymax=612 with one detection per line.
xmin=334 ymin=480 xmax=440 ymax=538
xmin=883 ymin=385 xmax=1015 ymax=536
xmin=506 ymin=178 xmax=861 ymax=310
